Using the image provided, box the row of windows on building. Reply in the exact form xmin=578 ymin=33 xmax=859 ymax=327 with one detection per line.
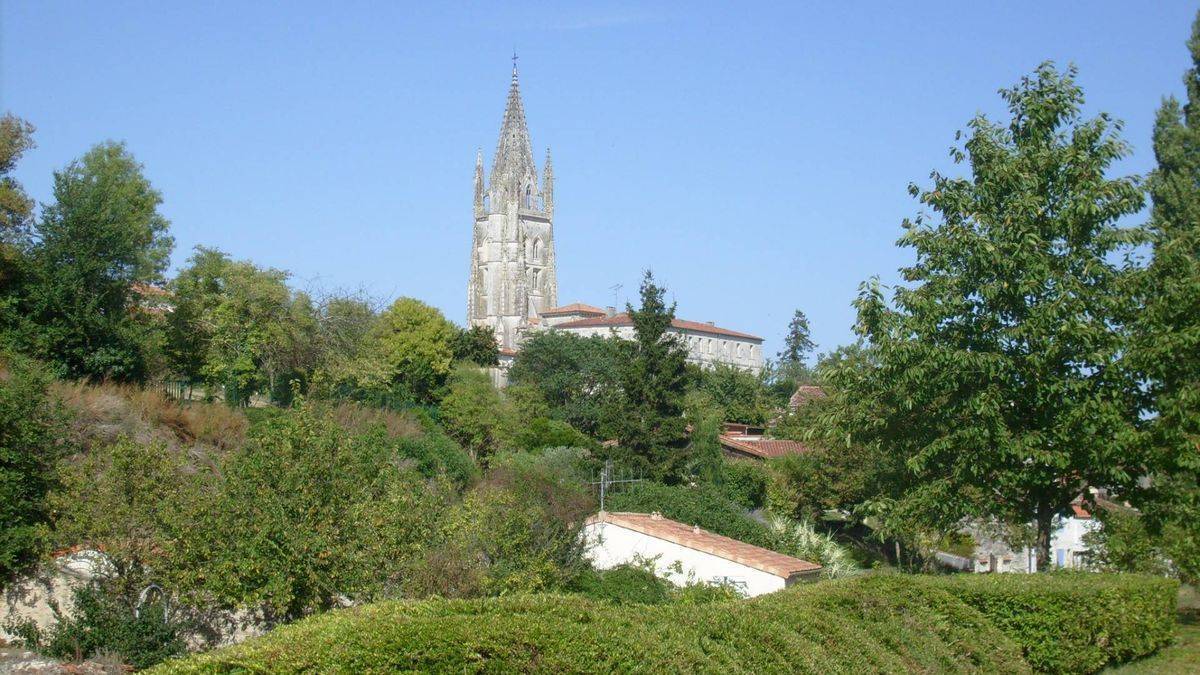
xmin=681 ymin=333 xmax=757 ymax=362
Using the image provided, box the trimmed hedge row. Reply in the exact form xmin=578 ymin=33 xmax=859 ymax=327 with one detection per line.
xmin=918 ymin=572 xmax=1178 ymax=674
xmin=150 ymin=575 xmax=1026 ymax=674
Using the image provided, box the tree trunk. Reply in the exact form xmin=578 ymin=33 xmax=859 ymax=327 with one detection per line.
xmin=1034 ymin=505 xmax=1054 ymax=572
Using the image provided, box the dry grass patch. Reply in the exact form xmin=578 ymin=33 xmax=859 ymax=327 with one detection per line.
xmin=52 ymin=381 xmax=248 ymax=458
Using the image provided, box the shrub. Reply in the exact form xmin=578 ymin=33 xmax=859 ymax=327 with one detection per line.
xmin=765 ymin=444 xmax=873 ymax=521
xmin=513 ymin=417 xmax=596 ymax=453
xmin=428 ymin=453 xmax=595 ymax=597
xmin=718 ymin=459 xmax=767 ymax=509
xmin=150 ymin=575 xmax=1027 ymax=673
xmin=606 ymin=481 xmax=774 ymax=549
xmin=765 ymin=516 xmax=860 ymax=578
xmin=163 ymin=403 xmax=453 ymax=622
xmin=569 ymin=565 xmax=673 ymax=605
xmin=919 ymin=572 xmax=1178 ymax=673
xmin=6 ymin=583 xmax=188 ymax=670
xmin=0 ymin=352 xmax=68 ymax=581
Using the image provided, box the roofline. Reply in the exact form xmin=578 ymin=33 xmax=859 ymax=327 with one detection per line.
xmin=554 ymin=313 xmax=763 ymax=342
xmin=586 ymin=511 xmax=820 ymax=578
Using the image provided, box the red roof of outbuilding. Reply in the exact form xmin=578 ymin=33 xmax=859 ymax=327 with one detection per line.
xmin=719 ymin=435 xmax=816 ymax=459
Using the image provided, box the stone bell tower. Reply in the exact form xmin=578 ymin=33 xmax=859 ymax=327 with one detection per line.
xmin=467 ymin=58 xmax=557 ymax=350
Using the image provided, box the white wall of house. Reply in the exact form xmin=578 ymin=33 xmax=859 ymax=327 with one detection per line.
xmin=548 ymin=325 xmax=763 ymax=374
xmin=582 ymin=521 xmax=787 ymax=597
xmin=954 ymin=515 xmax=1102 ymax=573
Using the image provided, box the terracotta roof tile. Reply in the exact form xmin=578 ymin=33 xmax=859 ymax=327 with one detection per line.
xmin=788 ymin=386 xmax=826 ymax=410
xmin=539 ymin=302 xmax=608 ymax=317
xmin=587 ymin=511 xmax=821 ymax=578
xmin=719 ymin=435 xmax=817 ymax=459
xmin=555 ymin=312 xmax=762 ymax=341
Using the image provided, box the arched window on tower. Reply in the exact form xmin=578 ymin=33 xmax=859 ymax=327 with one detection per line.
xmin=533 ymin=238 xmax=543 ymax=262
xmin=524 ymin=185 xmax=532 ymax=208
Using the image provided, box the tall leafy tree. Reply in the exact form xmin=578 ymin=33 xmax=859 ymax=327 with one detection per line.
xmin=451 ymin=325 xmax=500 ymax=367
xmin=613 ymin=271 xmax=690 ymax=479
xmin=0 ymin=115 xmax=36 ymax=339
xmin=507 ymin=331 xmax=626 ymax=438
xmin=0 ymin=114 xmax=35 ymax=249
xmin=1132 ymin=12 xmax=1200 ymax=583
xmin=354 ymin=297 xmax=457 ymax=404
xmin=167 ymin=247 xmax=303 ymax=404
xmin=27 ymin=142 xmax=174 ymax=381
xmin=834 ymin=64 xmax=1144 ymax=569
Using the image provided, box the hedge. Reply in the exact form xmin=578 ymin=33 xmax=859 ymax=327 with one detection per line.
xmin=919 ymin=572 xmax=1178 ymax=674
xmin=606 ymin=481 xmax=776 ymax=549
xmin=150 ymin=575 xmax=1025 ymax=674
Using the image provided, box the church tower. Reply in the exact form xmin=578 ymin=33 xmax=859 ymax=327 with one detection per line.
xmin=468 ymin=59 xmax=557 ymax=349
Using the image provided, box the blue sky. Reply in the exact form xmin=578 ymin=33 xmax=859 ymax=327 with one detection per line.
xmin=2 ymin=1 xmax=1195 ymax=359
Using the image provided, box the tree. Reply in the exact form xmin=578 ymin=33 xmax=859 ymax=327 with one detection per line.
xmin=167 ymin=247 xmax=302 ymax=404
xmin=353 ymin=298 xmax=458 ymax=405
xmin=452 ymin=325 xmax=500 ymax=367
xmin=0 ymin=353 xmax=69 ymax=581
xmin=834 ymin=64 xmax=1144 ymax=569
xmin=508 ymin=331 xmax=626 ymax=438
xmin=0 ymin=115 xmax=35 ymax=342
xmin=778 ymin=309 xmax=814 ymax=365
xmin=0 ymin=114 xmax=35 ymax=255
xmin=612 ymin=271 xmax=690 ymax=479
xmin=438 ymin=364 xmax=514 ymax=462
xmin=26 ymin=142 xmax=174 ymax=381
xmin=694 ymin=362 xmax=770 ymax=425
xmin=1131 ymin=11 xmax=1200 ymax=586
xmin=162 ymin=403 xmax=451 ymax=622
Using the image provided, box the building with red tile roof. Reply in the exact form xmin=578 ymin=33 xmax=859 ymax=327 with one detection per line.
xmin=583 ymin=511 xmax=820 ymax=596
xmin=542 ymin=309 xmax=764 ymax=374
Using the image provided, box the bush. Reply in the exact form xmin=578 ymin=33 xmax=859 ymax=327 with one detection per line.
xmin=393 ymin=426 xmax=478 ymax=488
xmin=569 ymin=565 xmax=673 ymax=605
xmin=6 ymin=583 xmax=188 ymax=670
xmin=512 ymin=417 xmax=596 ymax=453
xmin=718 ymin=459 xmax=767 ymax=509
xmin=425 ymin=453 xmax=595 ymax=597
xmin=919 ymin=572 xmax=1178 ymax=673
xmin=0 ymin=353 xmax=68 ymax=581
xmin=765 ymin=516 xmax=860 ymax=579
xmin=606 ymin=481 xmax=774 ymax=549
xmin=150 ymin=575 xmax=1026 ymax=673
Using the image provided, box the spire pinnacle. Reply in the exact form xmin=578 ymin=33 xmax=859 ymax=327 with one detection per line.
xmin=490 ymin=56 xmax=536 ymax=199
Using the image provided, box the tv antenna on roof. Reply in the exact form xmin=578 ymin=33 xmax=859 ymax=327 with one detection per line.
xmin=589 ymin=460 xmax=643 ymax=512
xmin=610 ymin=283 xmax=623 ymax=309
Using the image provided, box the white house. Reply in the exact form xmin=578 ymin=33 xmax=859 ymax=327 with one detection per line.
xmin=937 ymin=497 xmax=1105 ymax=573
xmin=545 ymin=306 xmax=764 ymax=375
xmin=583 ymin=511 xmax=821 ymax=597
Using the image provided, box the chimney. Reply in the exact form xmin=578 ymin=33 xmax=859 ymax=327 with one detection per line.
xmin=606 ymin=306 xmax=616 ymax=317
xmin=706 ymin=321 xmax=715 ymax=326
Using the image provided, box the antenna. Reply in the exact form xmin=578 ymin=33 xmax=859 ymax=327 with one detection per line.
xmin=609 ymin=283 xmax=623 ymax=309
xmin=589 ymin=460 xmax=643 ymax=512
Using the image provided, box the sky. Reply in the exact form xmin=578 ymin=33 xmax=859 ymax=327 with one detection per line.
xmin=2 ymin=1 xmax=1196 ymax=360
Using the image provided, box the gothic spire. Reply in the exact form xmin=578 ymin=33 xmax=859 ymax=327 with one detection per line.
xmin=473 ymin=149 xmax=484 ymax=209
xmin=542 ymin=147 xmax=554 ymax=214
xmin=490 ymin=59 xmax=537 ymax=197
